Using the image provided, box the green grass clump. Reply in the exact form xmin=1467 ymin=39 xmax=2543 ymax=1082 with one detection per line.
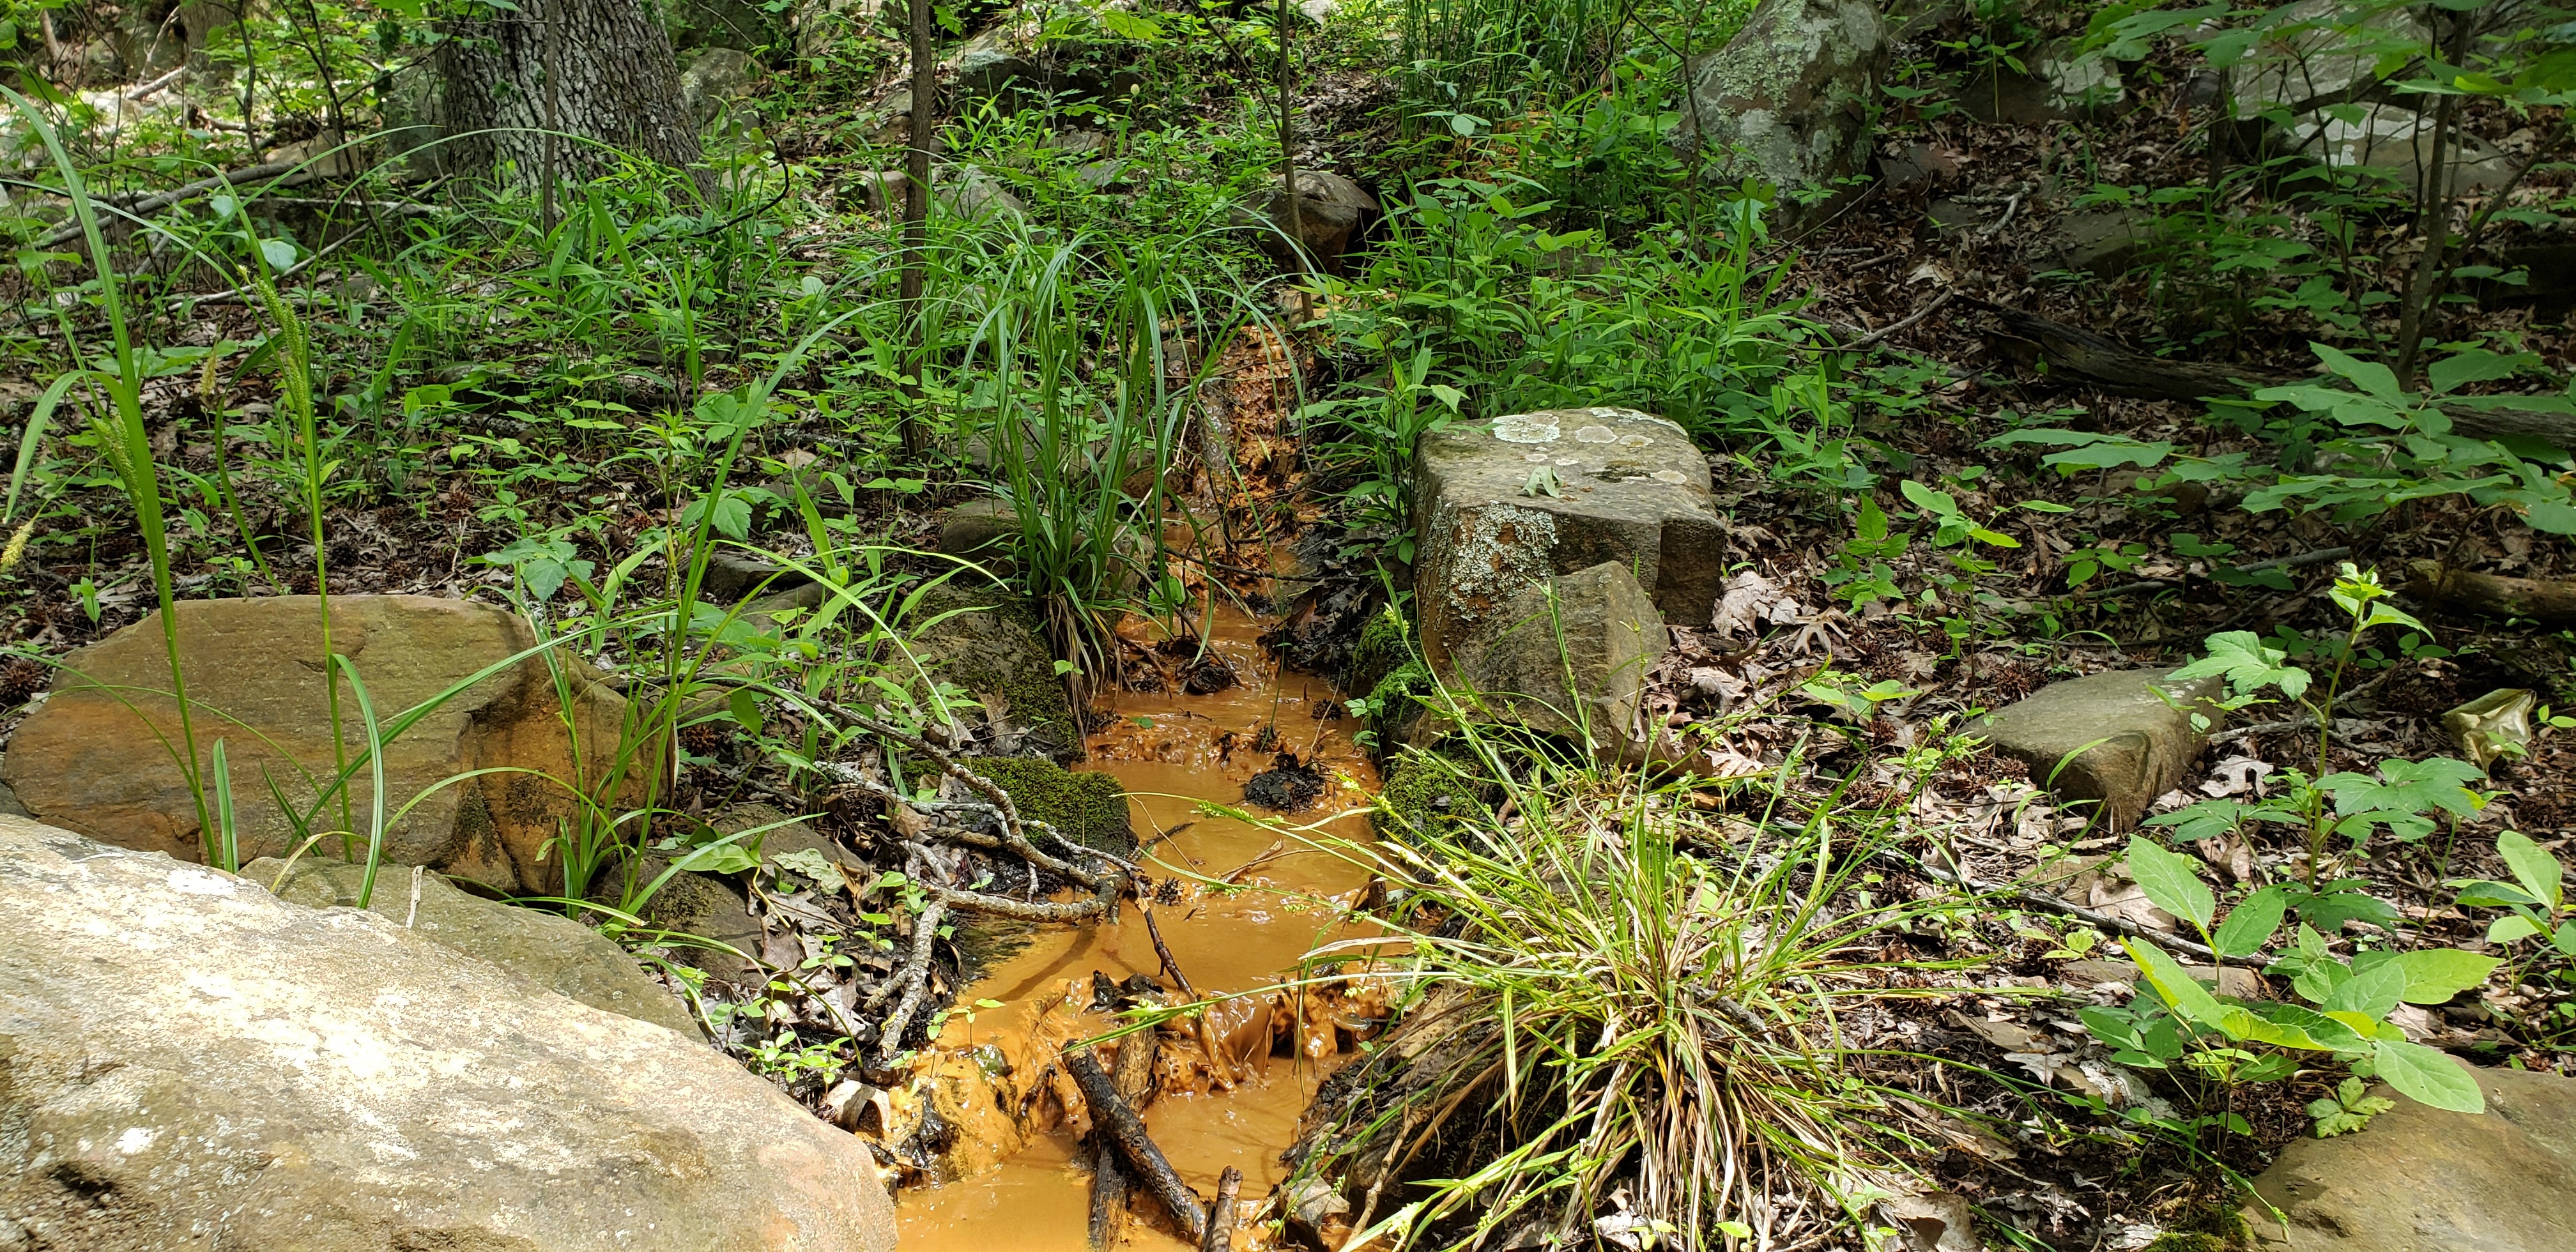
xmin=965 ymin=756 xmax=1135 ymax=857
xmin=1306 ymin=726 xmax=1951 ymax=1249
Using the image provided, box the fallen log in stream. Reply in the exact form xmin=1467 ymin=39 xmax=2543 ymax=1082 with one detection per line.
xmin=1088 ymin=1027 xmax=1163 ymax=1248
xmin=1068 ymin=1047 xmax=1206 ymax=1244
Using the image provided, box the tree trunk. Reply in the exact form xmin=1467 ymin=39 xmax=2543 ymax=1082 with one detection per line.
xmin=436 ymin=0 xmax=700 ymax=188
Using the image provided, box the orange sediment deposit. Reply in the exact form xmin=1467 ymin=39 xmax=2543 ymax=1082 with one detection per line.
xmin=886 ymin=602 xmax=1397 ymax=1251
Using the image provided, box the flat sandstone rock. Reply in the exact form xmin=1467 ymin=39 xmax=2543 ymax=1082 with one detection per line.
xmin=2243 ymin=1063 xmax=2576 ymax=1251
xmin=0 ymin=816 xmax=895 ymax=1252
xmin=1977 ymin=668 xmax=2223 ymax=830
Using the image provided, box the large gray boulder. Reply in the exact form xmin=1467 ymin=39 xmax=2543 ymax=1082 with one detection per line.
xmin=1975 ymin=669 xmax=2224 ymax=830
xmin=2241 ymin=1063 xmax=2576 ymax=1250
xmin=1 ymin=595 xmax=643 ymax=896
xmin=0 ymin=816 xmax=896 ymax=1252
xmin=1452 ymin=561 xmax=1669 ymax=745
xmin=1413 ymin=408 xmax=1726 ymax=676
xmin=1674 ymin=0 xmax=1887 ymax=200
xmin=247 ymin=855 xmax=700 ymax=1035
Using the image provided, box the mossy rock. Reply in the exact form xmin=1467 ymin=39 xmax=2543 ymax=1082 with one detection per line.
xmin=968 ymin=755 xmax=1135 ymax=857
xmin=906 ymin=581 xmax=1080 ymax=762
xmin=1372 ymin=747 xmax=1494 ymax=844
xmin=1346 ymin=606 xmax=1414 ymax=699
xmin=1363 ymin=657 xmax=1436 ymax=759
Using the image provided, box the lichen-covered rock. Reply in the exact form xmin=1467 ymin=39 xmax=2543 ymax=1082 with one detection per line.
xmin=967 ymin=756 xmax=1135 ymax=856
xmin=1452 ymin=561 xmax=1669 ymax=745
xmin=0 ymin=595 xmax=640 ymax=896
xmin=2239 ymin=1062 xmax=2576 ymax=1250
xmin=680 ymin=47 xmax=762 ymax=126
xmin=1976 ymin=669 xmax=2225 ymax=830
xmin=1674 ymin=0 xmax=1888 ymax=199
xmin=906 ymin=582 xmax=1082 ymax=761
xmin=1413 ymin=408 xmax=1724 ymax=676
xmin=247 ymin=855 xmax=699 ymax=1035
xmin=0 ymin=816 xmax=896 ymax=1252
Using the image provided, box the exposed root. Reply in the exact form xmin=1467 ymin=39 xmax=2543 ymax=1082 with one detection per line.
xmin=870 ymin=897 xmax=949 ymax=1070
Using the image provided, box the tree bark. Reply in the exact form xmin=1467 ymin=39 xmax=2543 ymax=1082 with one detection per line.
xmin=436 ymin=0 xmax=700 ymax=187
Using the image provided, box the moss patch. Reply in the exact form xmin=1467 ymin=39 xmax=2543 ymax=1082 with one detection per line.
xmin=1373 ymin=747 xmax=1494 ymax=844
xmin=2142 ymin=1205 xmax=2249 ymax=1252
xmin=1346 ymin=606 xmax=1414 ymax=698
xmin=907 ymin=581 xmax=1080 ymax=762
xmin=968 ymin=755 xmax=1135 ymax=857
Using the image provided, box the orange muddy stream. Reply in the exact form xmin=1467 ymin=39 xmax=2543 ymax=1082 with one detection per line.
xmin=896 ymin=604 xmax=1381 ymax=1251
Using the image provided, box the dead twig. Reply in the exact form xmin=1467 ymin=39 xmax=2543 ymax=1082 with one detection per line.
xmin=1831 ymin=289 xmax=1955 ymax=353
xmin=1146 ymin=906 xmax=1198 ymax=999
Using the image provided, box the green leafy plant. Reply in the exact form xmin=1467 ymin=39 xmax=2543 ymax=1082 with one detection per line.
xmin=2451 ymin=830 xmax=2576 ymax=965
xmin=2305 ymin=1076 xmax=2396 ymax=1136
xmin=2235 ymin=346 xmax=2576 ymax=535
xmin=2085 ymin=836 xmax=2494 ymax=1120
xmin=2150 ymin=566 xmax=2487 ymax=894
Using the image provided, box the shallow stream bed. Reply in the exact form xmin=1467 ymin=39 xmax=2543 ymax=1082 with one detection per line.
xmin=896 ymin=604 xmax=1380 ymax=1251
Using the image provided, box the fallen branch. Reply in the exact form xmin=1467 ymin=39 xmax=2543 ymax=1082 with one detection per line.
xmin=1872 ymin=845 xmax=2220 ymax=962
xmin=1068 ymin=1048 xmax=1207 ymax=1244
xmin=2082 ymin=546 xmax=2353 ymax=601
xmin=812 ymin=696 xmax=1115 ymax=892
xmin=1833 ymin=289 xmax=1957 ymax=353
xmin=1089 ymin=1023 xmax=1165 ymax=1248
xmin=2407 ymin=560 xmax=2576 ymax=625
xmin=869 ymin=897 xmax=948 ymax=1070
xmin=1202 ymin=1166 xmax=1243 ymax=1252
xmin=36 ymin=158 xmax=307 ymax=248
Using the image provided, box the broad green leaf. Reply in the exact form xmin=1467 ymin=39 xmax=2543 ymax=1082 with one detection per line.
xmin=2428 ymin=349 xmax=2518 ymax=395
xmin=2488 ymin=913 xmax=2544 ymax=944
xmin=2354 ymin=949 xmax=2501 ymax=1004
xmin=1901 ymin=479 xmax=1958 ymax=517
xmin=2239 ymin=1002 xmax=2368 ymax=1053
xmin=2498 ymin=830 xmax=2566 ymax=910
xmin=259 ymin=238 xmax=298 ymax=272
xmin=2321 ymin=958 xmax=2405 ymax=1019
xmin=2452 ymin=878 xmax=2542 ymax=908
xmin=2172 ymin=630 xmax=2309 ymax=699
xmin=2213 ymin=886 xmax=2288 ymax=959
xmin=2318 ymin=758 xmax=2488 ymax=826
xmin=2126 ymin=937 xmax=2229 ymax=1027
xmin=2313 ymin=342 xmax=2402 ymax=401
xmin=2370 ymin=1040 xmax=2485 ymax=1113
xmin=2127 ymin=836 xmax=2216 ymax=931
